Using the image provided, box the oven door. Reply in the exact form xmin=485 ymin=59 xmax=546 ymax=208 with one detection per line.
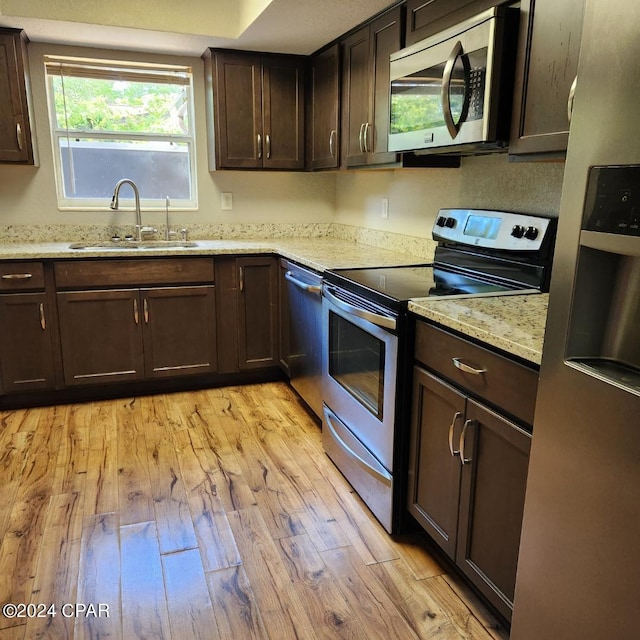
xmin=322 ymin=285 xmax=398 ymax=471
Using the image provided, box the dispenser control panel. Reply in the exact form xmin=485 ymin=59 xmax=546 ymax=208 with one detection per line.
xmin=584 ymin=165 xmax=640 ymax=235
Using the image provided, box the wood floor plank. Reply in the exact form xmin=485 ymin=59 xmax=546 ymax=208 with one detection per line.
xmin=320 ymin=546 xmax=420 ymax=640
xmin=162 ymin=548 xmax=219 ymax=640
xmin=192 ymin=390 xmax=257 ymax=513
xmin=392 ymin=534 xmax=447 ymax=581
xmin=53 ymin=403 xmax=89 ymax=496
xmin=205 ymin=566 xmax=269 ymax=640
xmin=278 ymin=534 xmax=369 ymax=639
xmin=26 ymin=492 xmax=83 ymax=640
xmin=172 ymin=427 xmax=241 ymax=572
xmin=74 ymin=513 xmax=122 ymax=640
xmin=228 ymin=506 xmax=317 ymax=640
xmin=116 ymin=398 xmax=154 ymax=526
xmin=84 ymin=402 xmax=119 ymax=516
xmin=0 ymin=625 xmax=25 ymax=639
xmin=142 ymin=396 xmax=198 ymax=554
xmin=120 ymin=521 xmax=171 ymax=640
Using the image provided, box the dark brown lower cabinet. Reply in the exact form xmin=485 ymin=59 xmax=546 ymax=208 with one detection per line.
xmin=57 ymin=286 xmax=217 ymax=386
xmin=237 ymin=256 xmax=278 ymax=370
xmin=409 ymin=365 xmax=532 ymax=622
xmin=0 ymin=292 xmax=56 ymax=392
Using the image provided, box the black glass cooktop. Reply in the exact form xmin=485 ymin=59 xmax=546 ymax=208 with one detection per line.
xmin=325 ymin=264 xmax=518 ymax=308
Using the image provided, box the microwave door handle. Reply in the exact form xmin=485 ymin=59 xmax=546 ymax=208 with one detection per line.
xmin=442 ymin=40 xmax=463 ymax=139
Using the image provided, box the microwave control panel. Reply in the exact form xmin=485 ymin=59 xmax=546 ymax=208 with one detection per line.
xmin=584 ymin=165 xmax=640 ymax=236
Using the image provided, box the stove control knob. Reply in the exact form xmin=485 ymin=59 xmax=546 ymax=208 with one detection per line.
xmin=445 ymin=217 xmax=456 ymax=228
xmin=524 ymin=226 xmax=539 ymax=240
xmin=511 ymin=224 xmax=525 ymax=238
xmin=436 ymin=216 xmax=447 ymax=227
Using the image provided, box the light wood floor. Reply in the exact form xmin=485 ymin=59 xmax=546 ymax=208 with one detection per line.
xmin=0 ymin=382 xmax=509 ymax=640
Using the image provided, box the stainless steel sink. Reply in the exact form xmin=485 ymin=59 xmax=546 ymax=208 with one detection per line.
xmin=69 ymin=240 xmax=198 ymax=250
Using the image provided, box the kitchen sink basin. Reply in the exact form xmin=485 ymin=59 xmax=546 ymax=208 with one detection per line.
xmin=68 ymin=240 xmax=198 ymax=250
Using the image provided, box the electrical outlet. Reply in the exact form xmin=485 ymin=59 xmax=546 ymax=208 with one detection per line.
xmin=221 ymin=192 xmax=233 ymax=211
xmin=381 ymin=197 xmax=389 ymax=219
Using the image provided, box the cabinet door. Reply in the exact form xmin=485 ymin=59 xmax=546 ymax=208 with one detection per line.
xmin=408 ymin=366 xmax=466 ymax=559
xmin=0 ymin=293 xmax=56 ymax=393
xmin=262 ymin=57 xmax=305 ymax=170
xmin=341 ymin=26 xmax=371 ymax=167
xmin=309 ymin=44 xmax=340 ymax=170
xmin=237 ymin=257 xmax=278 ymax=370
xmin=509 ymin=0 xmax=585 ymax=157
xmin=456 ymin=399 xmax=532 ymax=621
xmin=57 ymin=289 xmax=144 ymax=386
xmin=213 ymin=51 xmax=262 ymax=168
xmin=141 ymin=286 xmax=217 ymax=379
xmin=0 ymin=30 xmax=33 ymax=164
xmin=366 ymin=7 xmax=402 ymax=165
xmin=405 ymin=0 xmax=500 ymax=46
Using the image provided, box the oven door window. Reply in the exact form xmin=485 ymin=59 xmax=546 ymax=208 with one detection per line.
xmin=328 ymin=311 xmax=385 ymax=420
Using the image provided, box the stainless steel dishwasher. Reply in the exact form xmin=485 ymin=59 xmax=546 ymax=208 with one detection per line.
xmin=281 ymin=259 xmax=323 ymax=418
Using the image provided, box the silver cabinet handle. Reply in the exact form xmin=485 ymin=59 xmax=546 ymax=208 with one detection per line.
xmin=239 ymin=265 xmax=245 ymax=293
xmin=143 ymin=298 xmax=149 ymax=324
xmin=452 ymin=357 xmax=486 ymax=375
xmin=257 ymin=133 xmax=262 ymax=159
xmin=459 ymin=419 xmax=474 ymax=465
xmin=567 ymin=75 xmax=578 ymax=124
xmin=39 ymin=303 xmax=46 ymax=330
xmin=363 ymin=122 xmax=371 ymax=153
xmin=133 ymin=298 xmax=139 ymax=324
xmin=2 ymin=273 xmax=33 ymax=280
xmin=324 ymin=406 xmax=392 ymax=486
xmin=284 ymin=271 xmax=322 ymax=295
xmin=324 ymin=285 xmax=397 ymax=330
xmin=16 ymin=122 xmax=24 ymax=151
xmin=265 ymin=134 xmax=271 ymax=159
xmin=358 ymin=123 xmax=366 ymax=153
xmin=442 ymin=40 xmax=464 ymax=139
xmin=329 ymin=129 xmax=337 ymax=157
xmin=448 ymin=411 xmax=462 ymax=457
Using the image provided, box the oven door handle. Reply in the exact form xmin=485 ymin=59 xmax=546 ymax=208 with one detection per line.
xmin=323 ymin=406 xmax=392 ymax=486
xmin=324 ymin=286 xmax=397 ymax=330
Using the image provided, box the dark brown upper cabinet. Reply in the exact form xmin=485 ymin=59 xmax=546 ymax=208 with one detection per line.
xmin=509 ymin=0 xmax=586 ymax=158
xmin=307 ymin=44 xmax=340 ymax=170
xmin=0 ymin=28 xmax=35 ymax=164
xmin=203 ymin=49 xmax=305 ymax=170
xmin=341 ymin=6 xmax=403 ymax=168
xmin=404 ymin=0 xmax=501 ymax=46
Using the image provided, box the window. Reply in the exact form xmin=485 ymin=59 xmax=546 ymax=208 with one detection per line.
xmin=44 ymin=56 xmax=197 ymax=210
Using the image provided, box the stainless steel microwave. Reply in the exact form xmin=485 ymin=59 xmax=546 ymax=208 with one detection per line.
xmin=388 ymin=6 xmax=518 ymax=154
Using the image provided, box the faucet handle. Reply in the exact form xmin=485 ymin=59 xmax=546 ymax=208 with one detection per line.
xmin=180 ymin=228 xmax=189 ymax=241
xmin=140 ymin=226 xmax=157 ymax=239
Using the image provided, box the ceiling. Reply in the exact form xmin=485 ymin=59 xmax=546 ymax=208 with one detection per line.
xmin=0 ymin=0 xmax=397 ymax=57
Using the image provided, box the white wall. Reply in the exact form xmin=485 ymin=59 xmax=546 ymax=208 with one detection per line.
xmin=335 ymin=154 xmax=566 ymax=238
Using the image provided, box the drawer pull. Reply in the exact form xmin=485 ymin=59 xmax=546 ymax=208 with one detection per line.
xmin=2 ymin=273 xmax=33 ymax=280
xmin=133 ymin=298 xmax=139 ymax=324
xmin=448 ymin=411 xmax=462 ymax=457
xmin=459 ymin=419 xmax=474 ymax=465
xmin=39 ymin=303 xmax=46 ymax=330
xmin=452 ymin=357 xmax=486 ymax=375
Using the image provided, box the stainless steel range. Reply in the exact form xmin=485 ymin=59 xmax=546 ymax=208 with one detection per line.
xmin=321 ymin=208 xmax=556 ymax=533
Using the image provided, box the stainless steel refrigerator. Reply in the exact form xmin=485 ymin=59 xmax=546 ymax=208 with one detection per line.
xmin=510 ymin=1 xmax=640 ymax=638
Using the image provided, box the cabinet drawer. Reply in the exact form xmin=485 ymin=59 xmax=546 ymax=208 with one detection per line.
xmin=54 ymin=258 xmax=215 ymax=288
xmin=0 ymin=262 xmax=45 ymax=290
xmin=415 ymin=321 xmax=538 ymax=426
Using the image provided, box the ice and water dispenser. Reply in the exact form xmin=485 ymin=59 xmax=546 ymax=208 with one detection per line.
xmin=566 ymin=165 xmax=640 ymax=394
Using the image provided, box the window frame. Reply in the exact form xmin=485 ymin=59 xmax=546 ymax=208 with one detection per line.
xmin=44 ymin=55 xmax=198 ymax=211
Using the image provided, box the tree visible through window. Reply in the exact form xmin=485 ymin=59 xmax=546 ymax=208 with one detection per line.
xmin=44 ymin=56 xmax=197 ymax=209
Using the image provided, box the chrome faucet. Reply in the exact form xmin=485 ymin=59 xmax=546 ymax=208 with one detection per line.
xmin=110 ymin=178 xmax=156 ymax=241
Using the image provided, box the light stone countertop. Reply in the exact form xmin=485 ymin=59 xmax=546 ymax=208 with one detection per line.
xmin=0 ymin=237 xmax=426 ymax=272
xmin=409 ymin=293 xmax=549 ymax=366
xmin=0 ymin=237 xmax=548 ymax=364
